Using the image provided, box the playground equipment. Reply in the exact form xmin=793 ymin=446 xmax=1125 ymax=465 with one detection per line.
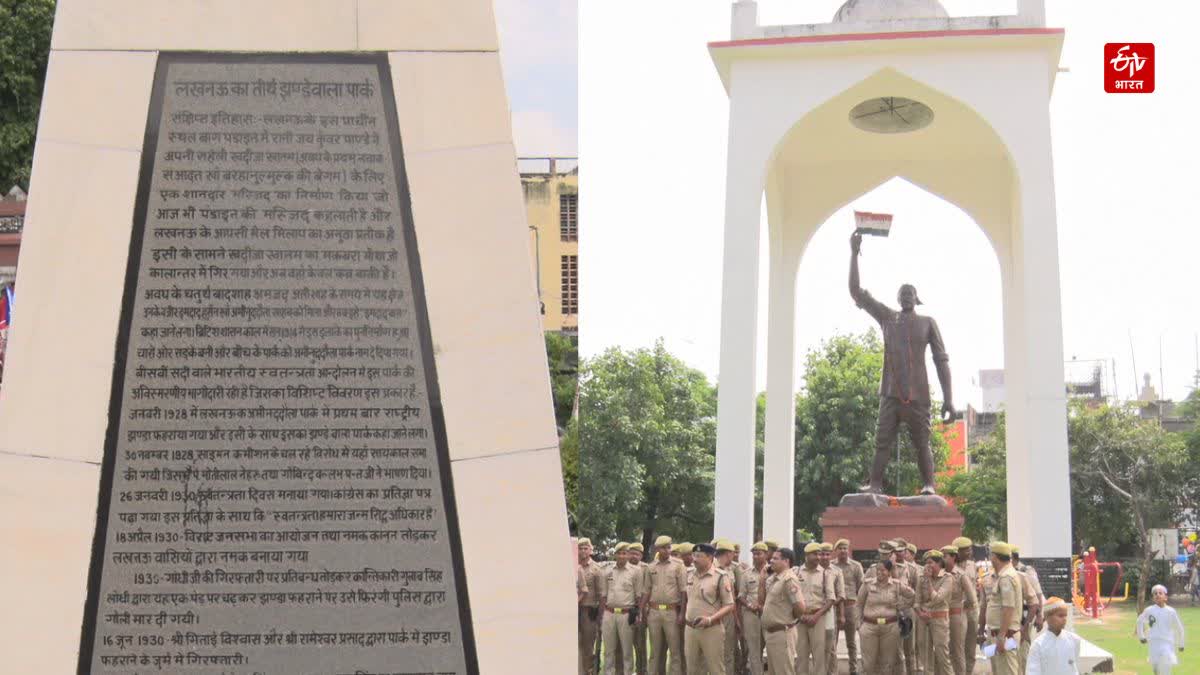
xmin=1072 ymin=552 xmax=1126 ymax=619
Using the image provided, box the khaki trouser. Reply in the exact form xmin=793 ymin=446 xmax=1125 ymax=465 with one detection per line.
xmin=581 ymin=606 xmax=601 ymax=675
xmin=919 ymin=618 xmax=952 ymax=675
xmin=947 ymin=613 xmax=967 ymax=675
xmin=604 ymin=610 xmax=635 ymax=675
xmin=906 ymin=615 xmax=920 ymax=674
xmin=1017 ymin=629 xmax=1032 ymax=675
xmin=686 ymin=623 xmax=726 ymax=675
xmin=963 ymin=614 xmax=979 ymax=675
xmin=649 ymin=607 xmax=684 ymax=675
xmin=795 ymin=619 xmax=826 ymax=675
xmin=742 ymin=610 xmax=764 ymax=675
xmin=860 ymin=621 xmax=900 ymax=675
xmin=635 ymin=621 xmax=648 ymax=675
xmin=835 ymin=612 xmax=860 ymax=674
xmin=764 ymin=626 xmax=797 ymax=675
xmin=824 ymin=628 xmax=836 ymax=675
xmin=987 ymin=638 xmax=1019 ymax=675
xmin=722 ymin=613 xmax=737 ymax=675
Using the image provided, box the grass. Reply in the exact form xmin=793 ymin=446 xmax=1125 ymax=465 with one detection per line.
xmin=1073 ymin=602 xmax=1198 ymax=674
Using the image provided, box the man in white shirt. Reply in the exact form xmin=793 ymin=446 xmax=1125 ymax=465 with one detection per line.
xmin=1137 ymin=585 xmax=1186 ymax=674
xmin=1025 ymin=597 xmax=1081 ymax=675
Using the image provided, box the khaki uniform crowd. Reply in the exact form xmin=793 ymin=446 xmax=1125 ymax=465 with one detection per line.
xmin=576 ymin=535 xmax=1047 ymax=675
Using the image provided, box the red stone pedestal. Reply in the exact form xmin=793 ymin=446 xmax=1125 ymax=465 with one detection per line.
xmin=819 ymin=503 xmax=964 ymax=552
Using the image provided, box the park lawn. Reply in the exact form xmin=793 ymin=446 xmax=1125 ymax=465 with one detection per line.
xmin=1073 ymin=603 xmax=1198 ymax=675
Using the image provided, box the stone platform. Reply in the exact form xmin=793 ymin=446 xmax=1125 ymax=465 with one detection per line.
xmin=819 ymin=494 xmax=964 ymax=551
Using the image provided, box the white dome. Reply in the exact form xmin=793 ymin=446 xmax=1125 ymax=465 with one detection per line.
xmin=833 ymin=0 xmax=950 ymax=23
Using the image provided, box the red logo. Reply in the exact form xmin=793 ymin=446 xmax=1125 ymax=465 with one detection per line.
xmin=1105 ymin=43 xmax=1154 ymax=93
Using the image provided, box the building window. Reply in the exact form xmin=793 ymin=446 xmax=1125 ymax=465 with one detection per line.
xmin=561 ymin=255 xmax=578 ymax=315
xmin=560 ymin=194 xmax=577 ymax=242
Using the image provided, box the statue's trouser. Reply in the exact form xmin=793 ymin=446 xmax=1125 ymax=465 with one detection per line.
xmin=871 ymin=397 xmax=933 ymax=490
xmin=860 ymin=622 xmax=899 ymax=675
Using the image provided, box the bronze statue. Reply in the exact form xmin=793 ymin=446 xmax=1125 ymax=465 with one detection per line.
xmin=849 ymin=232 xmax=955 ymax=495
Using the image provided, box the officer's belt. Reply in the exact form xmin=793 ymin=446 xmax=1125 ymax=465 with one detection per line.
xmin=607 ymin=606 xmax=635 ymax=614
xmin=649 ymin=603 xmax=678 ymax=611
xmin=764 ymin=622 xmax=798 ymax=634
xmin=924 ymin=610 xmax=949 ymax=619
xmin=843 ymin=598 xmax=857 ymax=604
xmin=864 ymin=615 xmax=899 ymax=624
xmin=948 ymin=607 xmax=964 ymax=615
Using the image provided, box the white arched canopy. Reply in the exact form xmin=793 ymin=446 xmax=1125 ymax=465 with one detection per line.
xmin=711 ymin=28 xmax=1071 ymax=563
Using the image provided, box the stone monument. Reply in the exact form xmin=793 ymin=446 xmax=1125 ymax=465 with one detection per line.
xmin=0 ymin=3 xmax=573 ymax=673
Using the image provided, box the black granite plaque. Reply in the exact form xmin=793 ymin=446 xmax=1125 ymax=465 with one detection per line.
xmin=78 ymin=53 xmax=477 ymax=675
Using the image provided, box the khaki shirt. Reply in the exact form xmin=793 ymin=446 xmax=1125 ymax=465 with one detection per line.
xmin=917 ymin=571 xmax=954 ymax=614
xmin=946 ymin=567 xmax=978 ymax=611
xmin=857 ymin=577 xmax=916 ymax=623
xmin=686 ymin=566 xmax=734 ymax=622
xmin=833 ymin=558 xmax=865 ymax=601
xmin=645 ymin=557 xmax=688 ymax=606
xmin=742 ymin=566 xmax=768 ymax=611
xmin=761 ymin=570 xmax=803 ymax=629
xmin=901 ymin=560 xmax=921 ymax=590
xmin=576 ymin=566 xmax=587 ymax=597
xmin=985 ymin=564 xmax=1023 ymax=633
xmin=580 ymin=560 xmax=604 ymax=607
xmin=794 ymin=565 xmax=836 ymax=611
xmin=960 ymin=559 xmax=982 ymax=596
xmin=601 ymin=563 xmax=644 ymax=608
xmin=1017 ymin=563 xmax=1045 ymax=606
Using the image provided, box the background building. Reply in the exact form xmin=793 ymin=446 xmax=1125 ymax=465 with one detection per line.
xmin=520 ymin=157 xmax=578 ymax=336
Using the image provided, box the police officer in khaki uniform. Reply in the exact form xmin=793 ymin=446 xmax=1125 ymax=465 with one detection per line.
xmin=857 ymin=559 xmax=916 ymax=675
xmin=794 ymin=542 xmax=835 ymax=675
xmin=760 ymin=547 xmax=806 ymax=675
xmin=832 ymin=539 xmax=865 ymax=675
xmin=894 ymin=539 xmax=921 ymax=675
xmin=580 ymin=538 xmax=605 ymax=675
xmin=1010 ymin=547 xmax=1042 ymax=675
xmin=685 ymin=543 xmax=736 ymax=675
xmin=818 ymin=543 xmax=846 ymax=675
xmin=939 ymin=546 xmax=977 ymax=675
xmin=602 ymin=543 xmax=646 ymax=675
xmin=916 ymin=550 xmax=954 ymax=675
xmin=713 ymin=539 xmax=744 ymax=675
xmin=953 ymin=537 xmax=980 ymax=673
xmin=979 ymin=542 xmax=1023 ymax=675
xmin=643 ymin=535 xmax=688 ymax=675
xmin=674 ymin=543 xmax=697 ymax=675
xmin=629 ymin=543 xmax=649 ymax=675
xmin=740 ymin=542 xmax=769 ymax=675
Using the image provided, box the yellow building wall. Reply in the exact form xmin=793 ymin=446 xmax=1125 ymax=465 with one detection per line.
xmin=522 ymin=168 xmax=578 ymax=334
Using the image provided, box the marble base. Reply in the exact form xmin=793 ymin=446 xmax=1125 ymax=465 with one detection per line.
xmin=839 ymin=492 xmax=949 ymax=508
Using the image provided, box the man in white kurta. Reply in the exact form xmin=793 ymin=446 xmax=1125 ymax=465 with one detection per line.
xmin=1025 ymin=598 xmax=1080 ymax=675
xmin=1137 ymin=585 xmax=1186 ymax=674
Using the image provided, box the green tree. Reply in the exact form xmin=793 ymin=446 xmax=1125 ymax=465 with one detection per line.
xmin=791 ymin=332 xmax=949 ymax=535
xmin=576 ymin=341 xmax=717 ymax=550
xmin=941 ymin=414 xmax=1007 ymax=541
xmin=0 ymin=0 xmax=55 ymax=190
xmin=544 ymin=331 xmax=578 ymax=432
xmin=543 ymin=332 xmax=579 ymax=528
xmin=1070 ymin=402 xmax=1192 ymax=611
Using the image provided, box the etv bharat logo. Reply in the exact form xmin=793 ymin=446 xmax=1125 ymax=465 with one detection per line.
xmin=1105 ymin=43 xmax=1155 ymax=93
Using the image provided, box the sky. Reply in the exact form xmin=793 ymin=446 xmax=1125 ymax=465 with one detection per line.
xmin=579 ymin=0 xmax=1200 ymax=409
xmin=494 ymin=0 xmax=578 ymax=157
